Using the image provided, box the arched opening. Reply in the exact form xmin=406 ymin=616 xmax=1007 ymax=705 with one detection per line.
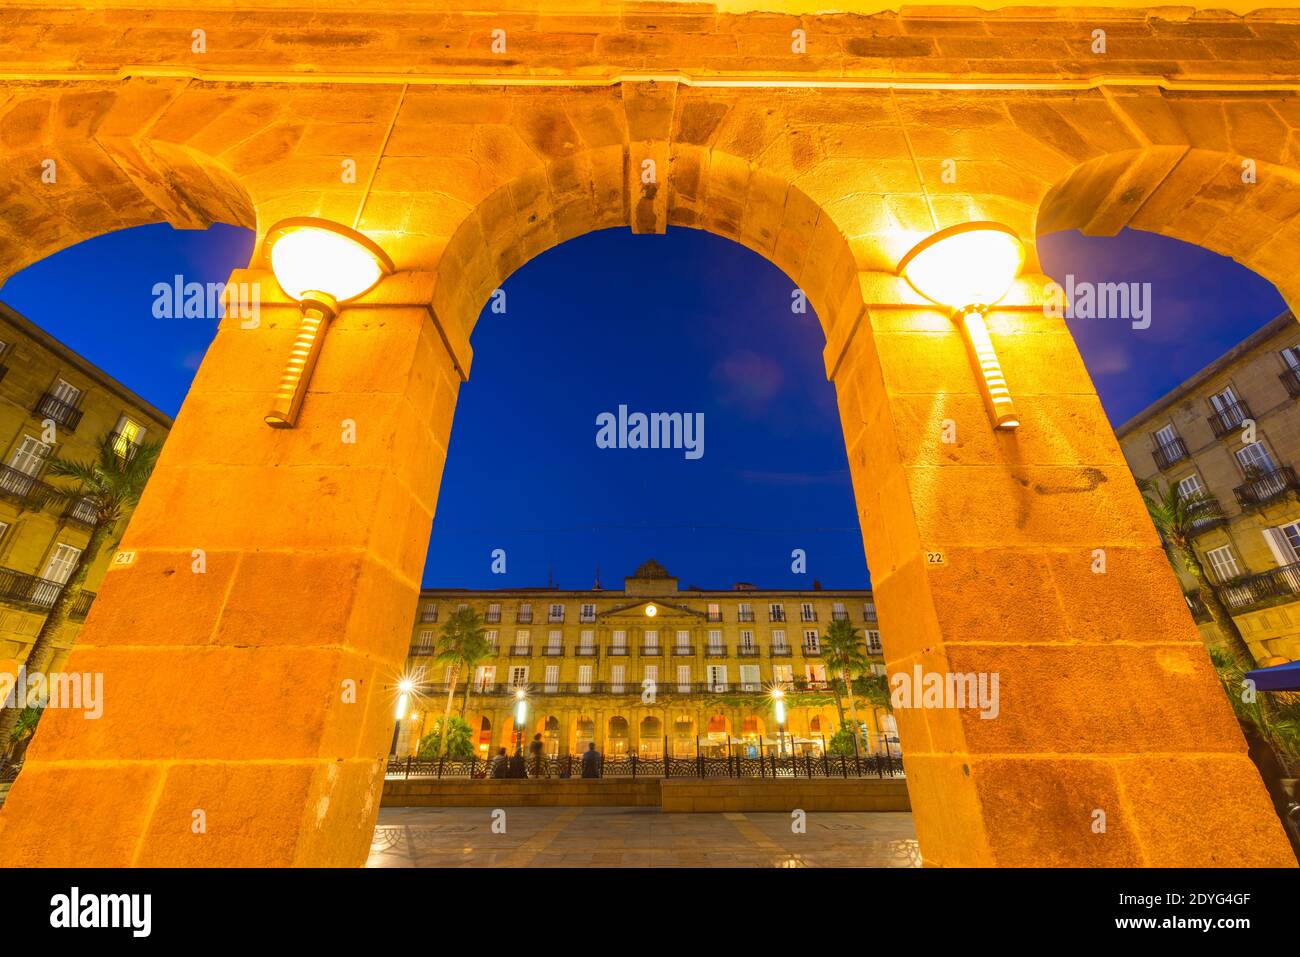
xmin=607 ymin=716 xmax=630 ymax=756
xmin=542 ymin=715 xmax=560 ymax=758
xmin=477 ymin=716 xmax=493 ymax=757
xmin=671 ymin=716 xmax=694 ymax=759
xmin=575 ymin=716 xmax=595 ymax=753
xmin=639 ymin=716 xmax=662 ymax=757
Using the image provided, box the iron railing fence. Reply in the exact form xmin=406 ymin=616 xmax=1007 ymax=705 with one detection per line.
xmin=386 ymin=751 xmax=904 ymax=781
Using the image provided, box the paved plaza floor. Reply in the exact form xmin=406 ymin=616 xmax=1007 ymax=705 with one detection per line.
xmin=367 ymin=806 xmax=920 ymax=867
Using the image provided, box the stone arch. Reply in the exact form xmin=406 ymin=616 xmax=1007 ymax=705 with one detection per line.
xmin=432 ymin=142 xmax=865 ymax=353
xmin=638 ymin=715 xmax=662 ymax=756
xmin=0 ymin=87 xmax=256 ymax=286
xmin=1035 ymin=146 xmax=1300 ymax=309
xmin=542 ymin=715 xmax=560 ymax=757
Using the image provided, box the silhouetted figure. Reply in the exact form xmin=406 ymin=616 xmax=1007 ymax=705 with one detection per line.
xmin=581 ymin=742 xmax=602 ymax=778
xmin=528 ymin=733 xmax=546 ymax=777
xmin=489 ymin=747 xmax=509 ymax=779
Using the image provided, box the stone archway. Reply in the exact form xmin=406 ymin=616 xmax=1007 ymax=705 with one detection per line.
xmin=0 ymin=1 xmax=1297 ymax=869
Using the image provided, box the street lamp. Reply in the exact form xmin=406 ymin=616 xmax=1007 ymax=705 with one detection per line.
xmin=394 ymin=677 xmax=415 ymax=721
xmin=898 ymin=222 xmax=1025 ymax=431
xmin=514 ymin=688 xmax=528 ymax=756
xmin=772 ymin=687 xmax=787 ymax=759
xmin=261 ymin=217 xmax=395 ymax=428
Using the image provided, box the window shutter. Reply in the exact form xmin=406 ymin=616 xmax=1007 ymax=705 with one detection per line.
xmin=1263 ymin=527 xmax=1296 ymax=567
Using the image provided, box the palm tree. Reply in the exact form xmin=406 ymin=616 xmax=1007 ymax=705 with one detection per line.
xmin=821 ymin=617 xmax=870 ymax=744
xmin=1140 ymin=479 xmax=1256 ymax=668
xmin=433 ymin=607 xmax=491 ymax=756
xmin=458 ymin=622 xmax=493 ymax=718
xmin=0 ymin=434 xmax=162 ymax=761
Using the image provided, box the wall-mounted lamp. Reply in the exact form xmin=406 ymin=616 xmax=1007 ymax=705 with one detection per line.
xmin=262 ymin=217 xmax=395 ymax=428
xmin=898 ymin=222 xmax=1025 ymax=431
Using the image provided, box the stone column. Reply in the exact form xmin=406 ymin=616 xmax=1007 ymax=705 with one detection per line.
xmin=828 ymin=271 xmax=1294 ymax=866
xmin=0 ymin=269 xmax=469 ymax=867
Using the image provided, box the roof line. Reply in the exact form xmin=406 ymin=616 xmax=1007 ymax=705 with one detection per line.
xmin=1114 ymin=310 xmax=1296 ymax=436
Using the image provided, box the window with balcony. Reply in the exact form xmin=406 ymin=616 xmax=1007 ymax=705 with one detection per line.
xmin=610 ymin=664 xmax=626 ymax=694
xmin=511 ymin=629 xmax=530 ymax=655
xmin=863 ymin=601 xmax=877 ymax=622
xmin=110 ymin=415 xmax=147 ymax=459
xmin=420 ymin=602 xmax=437 ymax=622
xmin=485 ymin=629 xmax=499 ymax=650
xmin=611 ymin=629 xmax=627 ymax=654
xmin=474 ymin=665 xmax=496 ymax=691
xmin=578 ymin=629 xmax=595 ymax=654
xmin=544 ymin=664 xmax=559 ymax=693
xmin=517 ymin=602 xmax=533 ymax=623
xmin=1209 ymin=387 xmax=1251 ymax=438
xmin=676 ymin=664 xmax=691 ymax=693
xmin=772 ymin=664 xmax=793 ymax=686
xmin=804 ymin=663 xmax=827 ymax=689
xmin=35 ymin=378 xmax=83 ymax=430
xmin=1205 ymin=544 xmax=1243 ymax=583
xmin=800 ymin=602 xmax=816 ymax=621
xmin=739 ymin=664 xmax=760 ymax=692
xmin=707 ymin=664 xmax=728 ymax=692
xmin=738 ymin=629 xmax=755 ymax=655
xmin=1281 ymin=346 xmax=1300 ymax=398
xmin=803 ymin=629 xmax=820 ymax=653
xmin=737 ymin=602 xmax=754 ymax=622
xmin=1263 ymin=523 xmax=1300 ymax=568
xmin=642 ymin=629 xmax=658 ymax=654
xmin=509 ymin=666 xmax=529 ymax=688
xmin=546 ymin=630 xmax=562 ymax=655
xmin=1151 ymin=422 xmax=1190 ymax=470
xmin=707 ymin=602 xmax=721 ymax=622
xmin=415 ymin=629 xmax=434 ymax=655
xmin=578 ymin=664 xmax=593 ymax=693
xmin=768 ymin=602 xmax=785 ymax=622
xmin=832 ymin=602 xmax=847 ymax=621
xmin=485 ymin=602 xmax=501 ymax=623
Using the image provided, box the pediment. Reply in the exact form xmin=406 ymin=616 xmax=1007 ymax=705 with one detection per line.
xmin=599 ymin=599 xmax=705 ymax=622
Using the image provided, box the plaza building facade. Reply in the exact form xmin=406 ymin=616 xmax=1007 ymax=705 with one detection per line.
xmin=1117 ymin=311 xmax=1300 ymax=664
xmin=396 ymin=560 xmax=891 ymax=761
xmin=0 ymin=303 xmax=171 ymax=673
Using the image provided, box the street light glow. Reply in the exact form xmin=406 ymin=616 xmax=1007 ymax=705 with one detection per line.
xmin=898 ymin=222 xmax=1025 ymax=431
xmin=261 ymin=217 xmax=395 ymax=429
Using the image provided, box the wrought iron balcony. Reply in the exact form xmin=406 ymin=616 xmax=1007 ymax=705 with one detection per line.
xmin=548 ymin=613 xmax=565 ymax=623
xmin=541 ymin=645 xmax=564 ymax=656
xmin=1208 ymin=400 xmax=1252 ymax=439
xmin=68 ymin=590 xmax=95 ymax=621
xmin=1282 ymin=367 xmax=1300 ymax=399
xmin=574 ymin=646 xmax=598 ymax=657
xmin=0 ymin=465 xmax=53 ymax=508
xmin=484 ymin=612 xmax=500 ymax=623
xmin=800 ymin=611 xmax=817 ymax=622
xmin=508 ymin=646 xmax=533 ymax=657
xmin=419 ymin=609 xmax=437 ymax=623
xmin=769 ymin=646 xmax=792 ymax=657
xmin=639 ymin=645 xmax=661 ymax=656
xmin=704 ymin=645 xmax=728 ymax=658
xmin=831 ymin=611 xmax=849 ymax=621
xmin=607 ymin=645 xmax=629 ymax=656
xmin=1233 ymin=466 xmax=1299 ymax=507
xmin=0 ymin=567 xmax=63 ymax=609
xmin=1183 ymin=591 xmax=1213 ymax=624
xmin=671 ymin=645 xmax=695 ymax=656
xmin=408 ymin=643 xmax=435 ymax=657
xmin=769 ymin=610 xmax=786 ymax=622
xmin=33 ymin=392 xmax=83 ymax=431
xmin=706 ymin=611 xmax=722 ymax=622
xmin=1152 ymin=437 xmax=1191 ymax=471
xmin=516 ymin=611 xmax=533 ymax=623
xmin=737 ymin=646 xmax=759 ymax=657
xmin=1215 ymin=562 xmax=1300 ymax=613
xmin=737 ymin=611 xmax=755 ymax=622
xmin=579 ymin=613 xmax=596 ymax=623
xmin=1182 ymin=494 xmax=1228 ymax=536
xmin=801 ymin=645 xmax=823 ymax=657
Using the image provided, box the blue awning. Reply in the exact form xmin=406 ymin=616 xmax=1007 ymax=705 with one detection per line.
xmin=1245 ymin=660 xmax=1300 ymax=692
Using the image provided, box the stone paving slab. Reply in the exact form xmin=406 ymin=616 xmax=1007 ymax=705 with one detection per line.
xmin=367 ymin=806 xmax=920 ymax=868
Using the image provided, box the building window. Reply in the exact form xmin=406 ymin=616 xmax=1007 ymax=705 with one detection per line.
xmin=612 ymin=629 xmax=627 ymax=650
xmin=739 ymin=629 xmax=754 ymax=651
xmin=416 ymin=630 xmax=433 ymax=654
xmin=739 ymin=664 xmax=760 ymax=691
xmin=8 ymin=435 xmax=50 ymax=477
xmin=509 ymin=666 xmax=529 ymax=687
xmin=675 ymin=629 xmax=689 ymax=651
xmin=707 ymin=629 xmax=723 ymax=652
xmin=549 ymin=603 xmax=564 ymax=623
xmin=800 ymin=602 xmax=815 ymax=621
xmin=707 ymin=665 xmax=728 ymax=692
xmin=1264 ymin=523 xmax=1300 ymax=567
xmin=486 ymin=602 xmax=501 ymax=623
xmin=1236 ymin=441 xmax=1277 ymax=476
xmin=474 ymin=665 xmax=496 ymax=690
xmin=37 ymin=542 xmax=81 ymax=605
xmin=676 ymin=665 xmax=691 ymax=693
xmin=772 ymin=664 xmax=793 ymax=686
xmin=768 ymin=602 xmax=785 ymax=622
xmin=707 ymin=602 xmax=721 ymax=622
xmin=805 ymin=663 xmax=827 ymax=688
xmin=771 ymin=628 xmax=787 ymax=649
xmin=738 ymin=602 xmax=754 ymax=622
xmin=1176 ymin=473 xmax=1206 ymax=501
xmin=610 ymin=664 xmax=626 ymax=694
xmin=1205 ymin=544 xmax=1242 ymax=583
xmin=578 ymin=665 xmax=593 ymax=693
xmin=832 ymin=602 xmax=847 ymax=621
xmin=485 ymin=629 xmax=499 ymax=650
xmin=643 ymin=629 xmax=658 ymax=649
xmin=643 ymin=664 xmax=658 ymax=690
xmin=514 ymin=629 xmax=530 ymax=649
xmin=863 ymin=601 xmax=877 ymax=621
xmin=544 ymin=665 xmax=559 ymax=693
xmin=111 ymin=415 xmax=147 ymax=458
xmin=580 ymin=603 xmax=595 ymax=622
xmin=803 ymin=629 xmax=819 ymax=652
xmin=1154 ymin=423 xmax=1179 ymax=449
xmin=547 ymin=630 xmax=562 ymax=652
xmin=866 ymin=629 xmax=882 ymax=655
xmin=517 ymin=602 xmax=533 ymax=623
xmin=579 ymin=630 xmax=594 ymax=652
xmin=1282 ymin=345 xmax=1300 ymax=370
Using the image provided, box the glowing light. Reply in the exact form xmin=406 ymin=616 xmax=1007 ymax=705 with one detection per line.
xmin=898 ymin=222 xmax=1024 ymax=311
xmin=261 ymin=218 xmax=394 ymax=429
xmin=645 ymin=604 xmax=657 ymax=617
xmin=515 ymin=689 xmax=528 ymax=725
xmin=398 ymin=678 xmax=415 ymax=695
xmin=394 ymin=692 xmax=409 ymax=721
xmin=265 ymin=218 xmax=393 ymax=305
xmin=898 ymin=222 xmax=1025 ymax=432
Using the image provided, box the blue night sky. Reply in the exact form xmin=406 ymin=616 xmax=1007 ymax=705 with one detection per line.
xmin=0 ymin=222 xmax=1285 ymax=591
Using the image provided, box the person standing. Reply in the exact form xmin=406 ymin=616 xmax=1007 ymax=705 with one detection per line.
xmin=580 ymin=741 xmax=602 ymax=778
xmin=528 ymin=732 xmax=547 ymax=778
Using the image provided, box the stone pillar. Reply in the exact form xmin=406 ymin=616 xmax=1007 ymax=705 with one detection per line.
xmin=0 ymin=269 xmax=469 ymax=867
xmin=828 ymin=271 xmax=1294 ymax=866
